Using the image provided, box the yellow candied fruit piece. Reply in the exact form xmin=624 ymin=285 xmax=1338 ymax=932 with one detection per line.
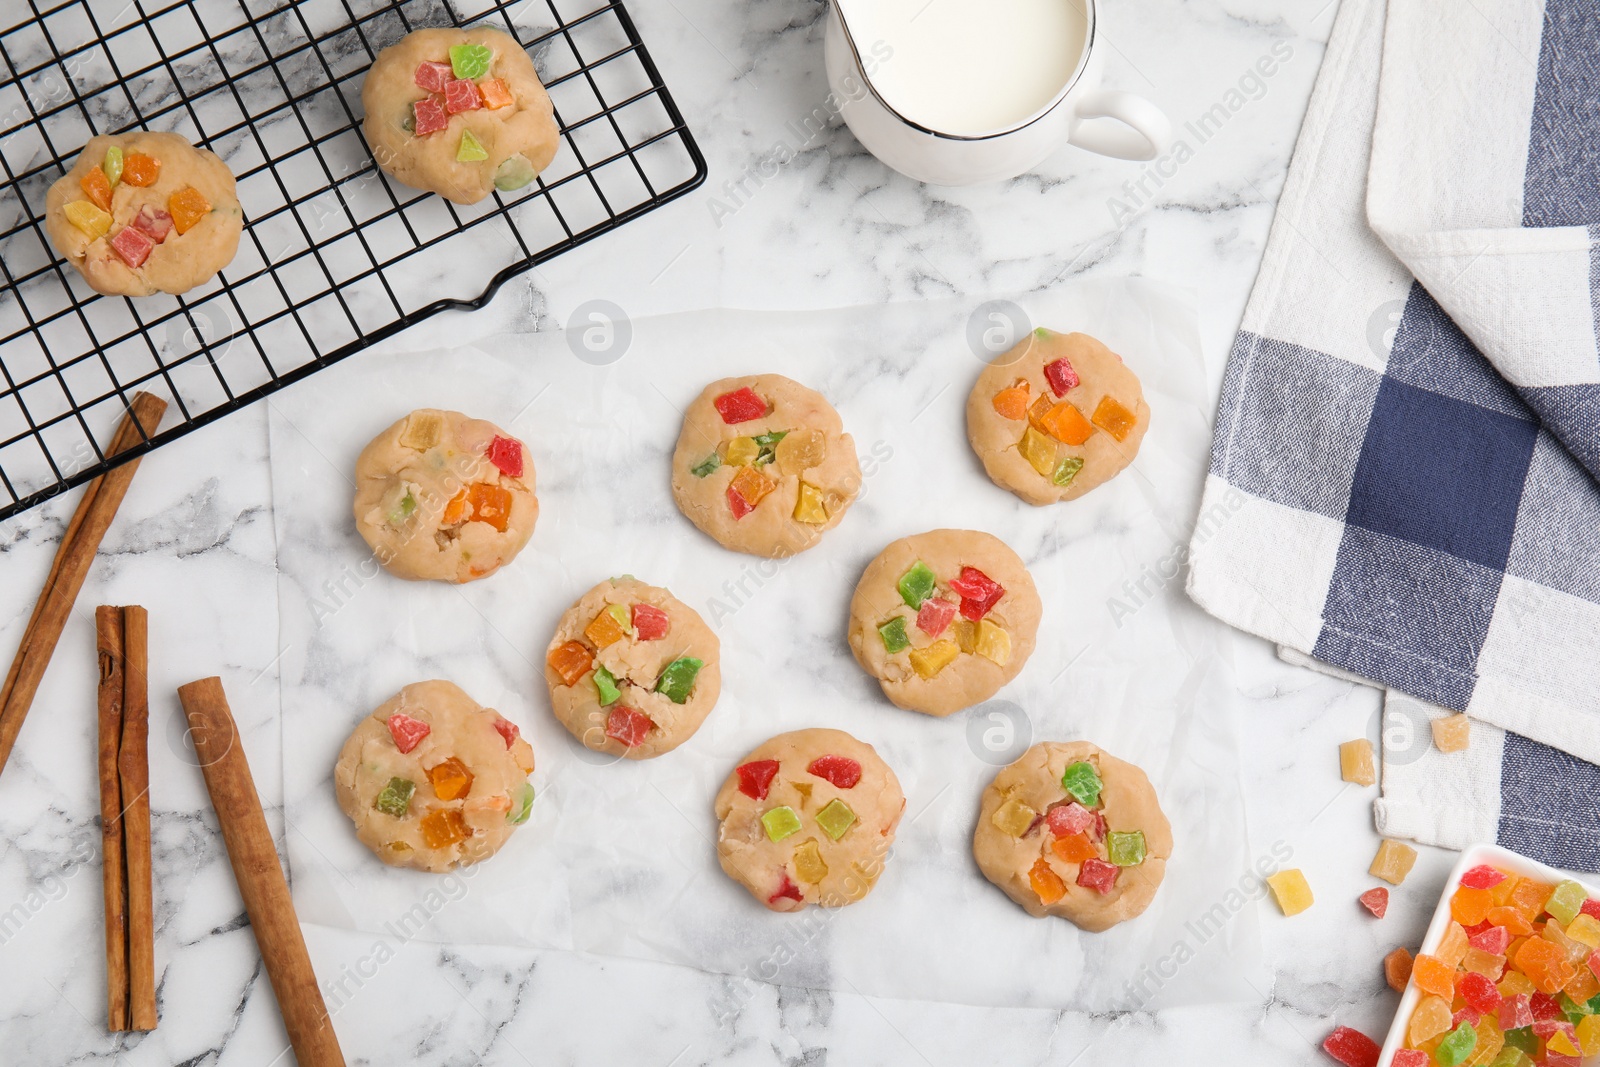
xmin=776 ymin=428 xmax=826 ymax=474
xmin=953 ymin=619 xmax=979 ymax=654
xmin=1436 ymin=920 xmax=1469 ymax=968
xmin=1339 ymin=739 xmax=1376 ymax=786
xmin=1090 ymin=395 xmax=1137 ymax=441
xmin=1577 ymin=1015 xmax=1600 ymax=1057
xmin=1018 ymin=425 xmax=1057 ymax=477
xmin=400 ymin=411 xmax=444 ymax=450
xmin=168 ymin=186 xmax=211 ymax=235
xmin=793 ymin=838 xmax=828 ymax=884
xmin=1369 ymin=838 xmax=1418 ymax=885
xmin=1498 ymin=970 xmax=1536 ymax=997
xmin=1409 ymin=994 xmax=1452 ymax=1045
xmin=1490 ymin=873 xmax=1522 ymax=908
xmin=1432 ymin=713 xmax=1471 ymax=753
xmin=64 ymin=200 xmax=112 ymax=240
xmin=794 ymin=482 xmax=828 ymax=524
xmin=584 ymin=608 xmax=629 ymax=648
xmin=1549 ymin=1030 xmax=1581 ymax=1057
xmin=909 ymin=639 xmax=959 ymax=680
xmin=1565 ymin=912 xmax=1600 ymax=948
xmin=991 ymin=797 xmax=1037 ymax=838
xmin=1265 ymin=868 xmax=1313 ymax=916
xmin=723 ymin=436 xmax=760 ymax=467
xmin=973 ymin=619 xmax=1011 ymax=667
xmin=1461 ymin=947 xmax=1506 ymax=978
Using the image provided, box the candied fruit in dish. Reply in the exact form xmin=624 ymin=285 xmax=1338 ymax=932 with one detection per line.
xmin=654 ymin=657 xmax=703 ymax=704
xmin=64 ymin=200 xmax=112 ymax=240
xmin=584 ymin=608 xmax=629 ymax=649
xmin=486 ymin=435 xmax=523 ymax=477
xmin=973 ymin=619 xmax=1011 ymax=666
xmin=1107 ymin=830 xmax=1146 ymax=867
xmin=449 ymin=43 xmax=492 ymax=79
xmin=81 ymin=165 xmax=112 ymax=211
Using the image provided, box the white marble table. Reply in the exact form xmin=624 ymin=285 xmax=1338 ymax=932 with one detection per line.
xmin=0 ymin=1 xmax=1466 ymax=1063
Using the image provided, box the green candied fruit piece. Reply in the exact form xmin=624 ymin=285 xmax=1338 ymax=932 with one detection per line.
xmin=1434 ymin=1021 xmax=1477 ymax=1067
xmin=373 ymin=777 xmax=415 ymax=817
xmin=897 ymin=560 xmax=937 ymax=609
xmin=1107 ymin=830 xmax=1146 ymax=867
xmin=1052 ymin=456 xmax=1084 ymax=487
xmin=103 ymin=145 xmax=123 ymax=186
xmin=606 ymin=603 xmax=632 ymax=634
xmin=1489 ymin=1048 xmax=1532 ymax=1067
xmin=1034 ymin=327 xmax=1051 ymax=339
xmin=494 ymin=153 xmax=537 ymax=191
xmin=815 ymin=798 xmax=856 ymax=841
xmin=691 ymin=452 xmax=722 ymax=478
xmin=655 ymin=656 xmax=703 ymax=704
xmin=449 ymin=42 xmax=493 ymax=79
xmin=1061 ymin=761 xmax=1103 ymax=808
xmin=1546 ymin=879 xmax=1586 ymax=925
xmin=752 ymin=430 xmax=788 ymax=465
xmin=593 ymin=664 xmax=621 ymax=706
xmin=389 ymin=489 xmax=417 ymax=525
xmin=456 ymin=128 xmax=488 ymax=163
xmin=507 ymin=782 xmax=535 ymax=825
xmin=1558 ymin=993 xmax=1590 ymax=1023
xmin=1502 ymin=1028 xmax=1538 ymax=1057
xmin=761 ymin=805 xmax=801 ymax=842
xmin=878 ymin=616 xmax=910 ymax=654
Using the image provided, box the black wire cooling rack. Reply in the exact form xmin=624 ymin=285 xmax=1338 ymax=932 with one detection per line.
xmin=0 ymin=0 xmax=705 ymax=522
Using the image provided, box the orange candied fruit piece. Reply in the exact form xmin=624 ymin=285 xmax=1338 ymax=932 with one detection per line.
xmin=991 ymin=380 xmax=1030 ymax=421
xmin=1029 ymin=858 xmax=1066 ymax=905
xmin=1051 ymin=832 xmax=1097 ymax=864
xmin=546 ymin=640 xmax=593 ymax=687
xmin=121 ymin=152 xmax=160 ymax=186
xmin=478 ymin=77 xmax=514 ymax=109
xmin=1451 ymin=886 xmax=1494 ymax=927
xmin=1091 ymin=395 xmax=1137 ymax=441
xmin=419 ymin=808 xmax=469 ymax=849
xmin=466 ymin=482 xmax=512 ymax=532
xmin=168 ymin=186 xmax=211 ymax=234
xmin=1509 ymin=879 xmax=1554 ymax=920
xmin=1410 ymin=953 xmax=1456 ymax=999
xmin=1436 ymin=921 xmax=1469 ymax=967
xmin=1384 ymin=947 xmax=1414 ymax=992
xmin=80 ymin=165 xmax=112 ymax=211
xmin=442 ymin=489 xmax=468 ymax=525
xmin=1487 ymin=906 xmax=1534 ymax=937
xmin=1489 ymin=874 xmax=1522 ymax=908
xmin=728 ymin=465 xmax=775 ymax=507
xmin=1515 ymin=936 xmax=1575 ymax=993
xmin=583 ymin=608 xmax=628 ymax=649
xmin=427 ymin=756 xmax=474 ymax=801
xmin=1567 ymin=965 xmax=1600 ymax=1003
xmin=1036 ymin=401 xmax=1094 ymax=445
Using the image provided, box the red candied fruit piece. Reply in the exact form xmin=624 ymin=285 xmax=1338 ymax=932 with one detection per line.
xmin=129 ymin=205 xmax=172 ymax=242
xmin=1046 ymin=801 xmax=1095 ymax=837
xmin=486 ymin=435 xmax=524 ymax=478
xmin=1451 ymin=1006 xmax=1481 ymax=1029
xmin=1358 ymin=887 xmax=1388 ymax=919
xmin=1500 ymin=994 xmax=1533 ymax=1031
xmin=604 ymin=707 xmax=653 ymax=748
xmin=1390 ymin=1052 xmax=1428 ymax=1067
xmin=1468 ymin=925 xmax=1510 ymax=954
xmin=1534 ymin=1018 xmax=1578 ymax=1041
xmin=413 ymin=96 xmax=448 ymax=136
xmin=110 ymin=225 xmax=155 ymax=268
xmin=768 ymin=871 xmax=803 ymax=905
xmin=736 ymin=759 xmax=780 ymax=800
xmin=948 ymin=566 xmax=1005 ymax=620
xmin=1043 ymin=357 xmax=1080 ymax=398
xmin=387 ymin=713 xmax=431 ymax=753
xmin=713 ymin=386 xmax=766 ymax=424
xmin=414 ymin=60 xmax=453 ymax=92
xmin=1092 ymin=812 xmax=1108 ymax=841
xmin=1077 ymin=857 xmax=1118 ymax=894
xmin=1463 ymin=920 xmax=1493 ymax=938
xmin=1459 ymin=864 xmax=1507 ymax=890
xmin=1531 ymin=992 xmax=1564 ymax=1021
xmin=492 ymin=717 xmax=520 ymax=749
xmin=1321 ymin=1026 xmax=1380 ymax=1067
xmin=916 ymin=597 xmax=957 ymax=638
xmin=726 ymin=484 xmax=755 ymax=519
xmin=807 ymin=755 xmax=862 ymax=789
xmin=443 ymin=78 xmax=481 ymax=113
xmin=1458 ymin=971 xmax=1500 ymax=1014
xmin=631 ymin=603 xmax=670 ymax=641
xmin=1582 ymin=897 xmax=1600 ymax=921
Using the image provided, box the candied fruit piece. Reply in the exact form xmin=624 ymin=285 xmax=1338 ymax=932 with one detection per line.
xmin=1321 ymin=1026 xmax=1380 ymax=1067
xmin=1489 ymin=906 xmax=1534 ymax=936
xmin=793 ymin=482 xmax=829 ymax=524
xmin=479 ymin=77 xmax=514 ymax=109
xmin=443 ymin=78 xmax=481 ymax=113
xmin=110 ymin=225 xmax=154 ymax=268
xmin=1566 ymin=913 xmax=1600 ymax=949
xmin=492 ymin=717 xmax=520 ymax=749
xmin=1043 ymin=357 xmax=1079 ymax=397
xmin=727 ymin=466 xmax=774 ymax=517
xmin=1471 ymin=926 xmax=1512 ymax=954
xmin=1052 ymin=832 xmax=1097 ymax=863
xmin=992 ymin=380 xmax=1031 ymax=420
xmin=1077 ymin=857 xmax=1118 ymax=894
xmin=81 ymin=165 xmax=112 ymax=211
xmin=807 ymin=755 xmax=862 ymax=789
xmin=1454 ymin=887 xmax=1495 ymax=926
xmin=1339 ymin=739 xmax=1377 ymax=786
xmin=466 ymin=483 xmax=512 ymax=532
xmin=916 ymin=597 xmax=957 ymax=638
xmin=1432 ymin=713 xmax=1471 ymax=753
xmin=897 ymin=561 xmax=937 ymax=609
xmin=654 ymin=657 xmax=703 ymax=704
xmin=1547 ymin=1028 xmax=1581 ymax=1057
xmin=1107 ymin=830 xmax=1146 ymax=867
xmin=1439 ymin=922 xmax=1470 ymax=967
xmin=1548 ymin=882 xmax=1588 ymax=927
xmin=1030 ymin=858 xmax=1067 ymax=905
xmin=1369 ymin=839 xmax=1418 ymax=885
xmin=1462 ymin=947 xmax=1506 ymax=979
xmin=1411 ymin=994 xmax=1453 ymax=1044
xmin=909 ymin=640 xmax=959 ymax=679
xmin=815 ymin=798 xmax=856 ymax=841
xmin=1436 ymin=1020 xmax=1479 ymax=1066
xmin=776 ymin=428 xmax=826 ymax=473
xmin=952 ymin=618 xmax=978 ymax=654
xmin=400 ymin=411 xmax=443 ymax=450
xmin=1052 ymin=456 xmax=1084 ymax=487
xmin=129 ymin=205 xmax=172 ymax=242
xmin=1018 ymin=425 xmax=1058 ymax=477
xmin=1517 ymin=938 xmax=1575 ymax=993
xmin=1359 ymin=886 xmax=1388 ymax=918
xmin=442 ymin=491 xmax=468 ymax=525
xmin=592 ymin=664 xmax=620 ymax=706
xmin=737 ymin=759 xmax=780 ymax=800
xmin=604 ymin=706 xmax=653 ymax=748
xmin=168 ymin=186 xmax=211 ymax=235
xmin=486 ymin=435 xmax=523 ymax=477
xmin=1038 ymin=401 xmax=1094 ymax=445
xmin=1462 ymin=864 xmax=1509 ymax=890
xmin=415 ymin=60 xmax=453 ymax=92
xmin=1578 ymin=1015 xmax=1600 ymax=1056
xmin=1091 ymin=395 xmax=1137 ymax=441
xmin=631 ymin=603 xmax=670 ymax=641
xmin=1061 ymin=761 xmax=1103 ymax=807
xmin=507 ymin=782 xmax=535 ymax=825
xmin=1384 ymin=947 xmax=1413 ymax=991
xmin=1266 ymin=869 xmax=1314 ymax=916
xmin=1509 ymin=879 xmax=1554 ymax=920
xmin=878 ymin=616 xmax=910 ymax=653
xmin=64 ymin=200 xmax=112 ymax=239
xmin=973 ymin=619 xmax=1011 ymax=666
xmin=793 ymin=839 xmax=828 ymax=884
xmin=386 ymin=712 xmax=431 ymax=753
xmin=428 ymin=756 xmax=474 ymax=801
xmin=1498 ymin=970 xmax=1536 ymax=998
xmin=420 ymin=808 xmax=469 ymax=848
xmin=449 ymin=42 xmax=492 ymax=79
xmin=761 ymin=805 xmax=801 ymax=843
xmin=1389 ymin=1052 xmax=1428 ymax=1067
xmin=1460 ymin=971 xmax=1502 ymax=1014
xmin=1500 ymin=993 xmax=1534 ymax=1031
xmin=546 ymin=640 xmax=593 ymax=687
xmin=120 ymin=152 xmax=158 ymax=186
xmin=456 ymin=128 xmax=488 ymax=162
xmin=768 ymin=871 xmax=803 ymax=905
xmin=723 ymin=436 xmax=760 ymax=466
xmin=102 ymin=146 xmax=123 ymax=186
xmin=413 ymin=96 xmax=448 ymax=136
xmin=584 ymin=608 xmax=628 ymax=649
xmin=714 ymin=386 xmax=766 ymax=424
xmin=373 ymin=777 xmax=415 ymax=817
xmin=1046 ymin=801 xmax=1096 ymax=837
xmin=950 ymin=566 xmax=1005 ymax=620
xmin=992 ymin=797 xmax=1038 ymax=838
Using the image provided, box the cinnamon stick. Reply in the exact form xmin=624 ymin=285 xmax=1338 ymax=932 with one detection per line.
xmin=118 ymin=606 xmax=156 ymax=1031
xmin=94 ymin=607 xmax=127 ymax=1033
xmin=0 ymin=392 xmax=166 ymax=779
xmin=177 ymin=677 xmax=346 ymax=1067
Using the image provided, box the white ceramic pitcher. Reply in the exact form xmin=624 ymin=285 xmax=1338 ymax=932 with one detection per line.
xmin=825 ymin=0 xmax=1173 ymax=186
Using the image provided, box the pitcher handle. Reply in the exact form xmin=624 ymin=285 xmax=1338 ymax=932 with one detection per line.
xmin=1067 ymin=90 xmax=1173 ymax=162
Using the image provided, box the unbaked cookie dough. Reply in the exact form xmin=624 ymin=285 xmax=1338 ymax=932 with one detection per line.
xmin=544 ymin=577 xmax=720 ymax=760
xmin=44 ymin=131 xmax=242 ymax=297
xmin=362 ymin=27 xmax=559 ymax=205
xmin=973 ymin=741 xmax=1172 ymax=930
xmin=334 ymin=679 xmax=537 ymax=873
xmin=353 ymin=408 xmax=537 ymax=583
xmin=713 ymin=729 xmax=904 ymax=912
xmin=847 ymin=529 xmax=1041 ymax=716
xmin=967 ymin=329 xmax=1150 ymax=506
xmin=670 ymin=374 xmax=861 ymax=558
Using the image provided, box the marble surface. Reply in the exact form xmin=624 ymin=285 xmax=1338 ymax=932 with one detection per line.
xmin=0 ymin=0 xmax=1473 ymax=1063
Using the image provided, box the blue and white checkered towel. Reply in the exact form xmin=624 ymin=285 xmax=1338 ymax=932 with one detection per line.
xmin=1187 ymin=0 xmax=1600 ymax=869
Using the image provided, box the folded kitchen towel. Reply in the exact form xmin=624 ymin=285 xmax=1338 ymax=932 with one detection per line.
xmin=1188 ymin=0 xmax=1600 ymax=867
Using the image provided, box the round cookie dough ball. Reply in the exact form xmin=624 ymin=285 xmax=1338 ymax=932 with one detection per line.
xmin=334 ymin=679 xmax=537 ymax=873
xmin=671 ymin=374 xmax=861 ymax=558
xmin=362 ymin=27 xmax=559 ymax=205
xmin=973 ymin=741 xmax=1172 ymax=931
xmin=544 ymin=577 xmax=721 ymax=760
xmin=847 ymin=529 xmax=1041 ymax=716
xmin=714 ymin=729 xmax=905 ymax=912
xmin=353 ymin=408 xmax=537 ymax=583
xmin=967 ymin=329 xmax=1150 ymax=507
xmin=45 ymin=131 xmax=242 ymax=297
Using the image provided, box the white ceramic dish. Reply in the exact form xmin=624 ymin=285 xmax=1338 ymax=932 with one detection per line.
xmin=1377 ymin=842 xmax=1598 ymax=1066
